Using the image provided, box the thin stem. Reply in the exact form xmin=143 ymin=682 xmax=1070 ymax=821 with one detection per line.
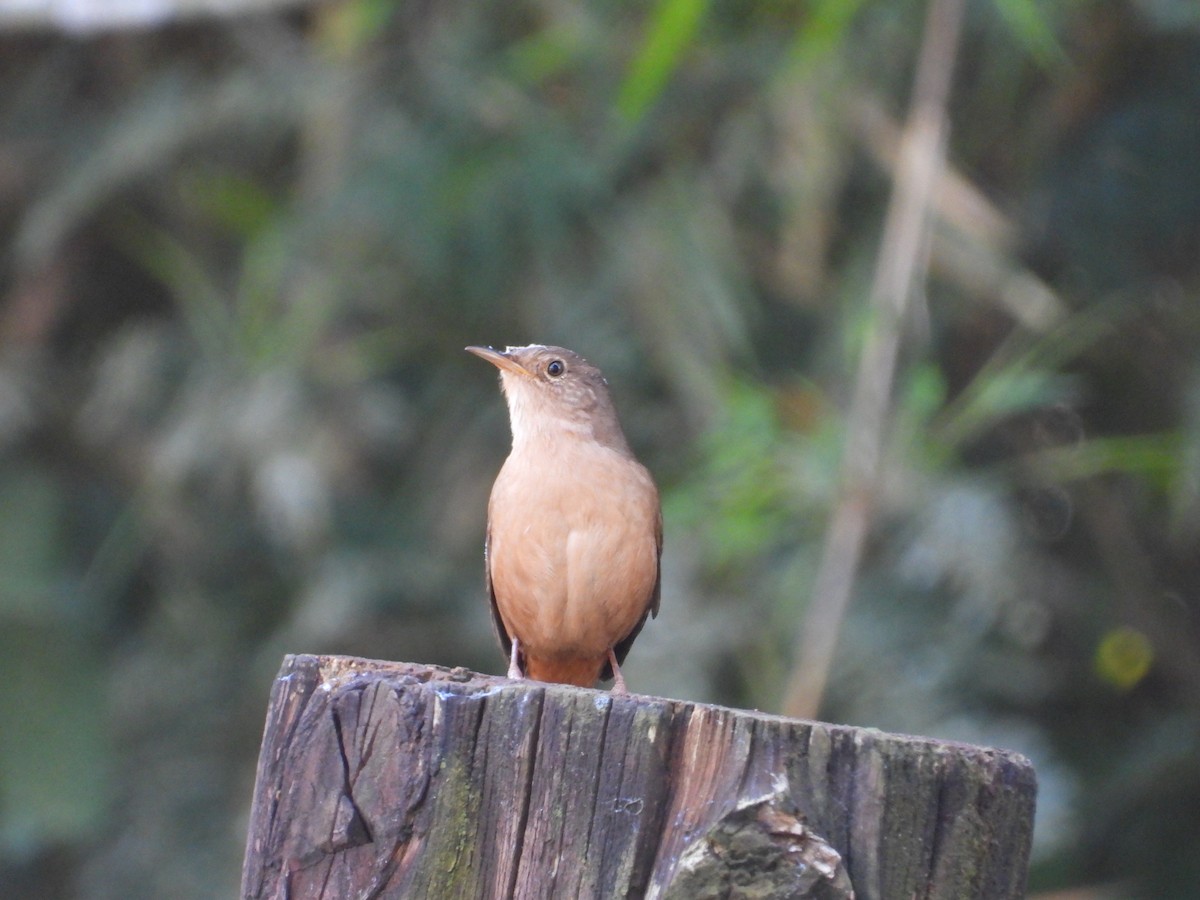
xmin=782 ymin=0 xmax=966 ymax=720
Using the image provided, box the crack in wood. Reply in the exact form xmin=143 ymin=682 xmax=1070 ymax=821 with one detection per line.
xmin=330 ymin=701 xmax=375 ymax=848
xmin=500 ymin=686 xmax=543 ymax=900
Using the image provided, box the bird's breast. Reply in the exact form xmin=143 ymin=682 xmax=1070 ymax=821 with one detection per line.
xmin=487 ymin=443 xmax=659 ymax=659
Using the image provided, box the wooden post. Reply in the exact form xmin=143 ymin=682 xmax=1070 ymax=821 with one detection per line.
xmin=242 ymin=655 xmax=1036 ymax=899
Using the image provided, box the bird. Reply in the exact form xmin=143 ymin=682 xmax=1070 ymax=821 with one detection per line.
xmin=466 ymin=344 xmax=662 ymax=692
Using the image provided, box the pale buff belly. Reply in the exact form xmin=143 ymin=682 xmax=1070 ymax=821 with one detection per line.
xmin=487 ymin=449 xmax=658 ymax=660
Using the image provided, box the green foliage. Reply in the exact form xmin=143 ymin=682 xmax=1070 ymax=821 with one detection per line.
xmin=617 ymin=0 xmax=710 ymax=123
xmin=3 ymin=0 xmax=1200 ymax=897
xmin=181 ymin=169 xmax=278 ymax=240
xmin=1019 ymin=433 xmax=1183 ymax=488
xmin=0 ymin=466 xmax=65 ymax=620
xmin=0 ymin=625 xmax=111 ymax=854
xmin=669 ymin=380 xmax=795 ymax=571
xmin=991 ymin=0 xmax=1069 ymax=69
xmin=931 ymin=301 xmax=1122 ymax=451
xmin=789 ymin=0 xmax=872 ymax=67
xmin=0 ymin=466 xmax=112 ymax=856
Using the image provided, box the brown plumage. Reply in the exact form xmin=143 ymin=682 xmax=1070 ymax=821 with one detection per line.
xmin=467 ymin=344 xmax=662 ymax=691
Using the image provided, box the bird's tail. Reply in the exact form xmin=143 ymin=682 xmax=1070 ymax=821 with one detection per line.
xmin=523 ymin=654 xmax=606 ymax=688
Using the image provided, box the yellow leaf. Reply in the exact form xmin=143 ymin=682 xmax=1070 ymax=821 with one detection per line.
xmin=1095 ymin=626 xmax=1154 ymax=691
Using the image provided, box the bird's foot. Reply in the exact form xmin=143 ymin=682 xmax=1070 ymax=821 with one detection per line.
xmin=608 ymin=648 xmax=630 ymax=695
xmin=507 ymin=637 xmax=524 ymax=681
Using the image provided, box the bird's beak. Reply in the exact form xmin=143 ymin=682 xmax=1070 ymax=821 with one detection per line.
xmin=465 ymin=346 xmax=534 ymax=377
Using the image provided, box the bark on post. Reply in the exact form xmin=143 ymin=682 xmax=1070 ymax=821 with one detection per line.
xmin=241 ymin=655 xmax=1036 ymax=899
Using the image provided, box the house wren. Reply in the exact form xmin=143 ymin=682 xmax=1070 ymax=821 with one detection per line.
xmin=466 ymin=344 xmax=661 ymax=691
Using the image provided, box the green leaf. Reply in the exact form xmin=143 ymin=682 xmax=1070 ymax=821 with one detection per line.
xmin=1017 ymin=433 xmax=1182 ymax=488
xmin=617 ymin=0 xmax=710 ymax=123
xmin=507 ymin=24 xmax=586 ymax=86
xmin=932 ymin=301 xmax=1127 ymax=451
xmin=901 ymin=362 xmax=948 ymax=427
xmin=789 ymin=0 xmax=871 ymax=68
xmin=181 ymin=168 xmax=279 ymax=239
xmin=992 ymin=0 xmax=1068 ymax=70
xmin=116 ymin=212 xmax=235 ymax=363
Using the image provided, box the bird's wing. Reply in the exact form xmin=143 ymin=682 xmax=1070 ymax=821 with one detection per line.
xmin=604 ymin=505 xmax=663 ymax=677
xmin=650 ymin=504 xmax=663 ymax=618
xmin=484 ymin=520 xmax=514 ymax=660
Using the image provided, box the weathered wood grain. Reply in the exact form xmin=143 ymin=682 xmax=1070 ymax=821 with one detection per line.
xmin=242 ymin=655 xmax=1036 ymax=899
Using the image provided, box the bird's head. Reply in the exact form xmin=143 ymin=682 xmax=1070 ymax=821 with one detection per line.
xmin=466 ymin=344 xmax=631 ymax=453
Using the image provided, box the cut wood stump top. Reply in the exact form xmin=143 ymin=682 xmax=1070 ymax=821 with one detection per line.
xmin=242 ymin=655 xmax=1036 ymax=900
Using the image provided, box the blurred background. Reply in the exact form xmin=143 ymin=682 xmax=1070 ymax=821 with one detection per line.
xmin=2 ymin=0 xmax=1199 ymax=896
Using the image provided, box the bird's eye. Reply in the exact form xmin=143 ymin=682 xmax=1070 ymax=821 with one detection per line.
xmin=546 ymin=360 xmax=565 ymax=377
